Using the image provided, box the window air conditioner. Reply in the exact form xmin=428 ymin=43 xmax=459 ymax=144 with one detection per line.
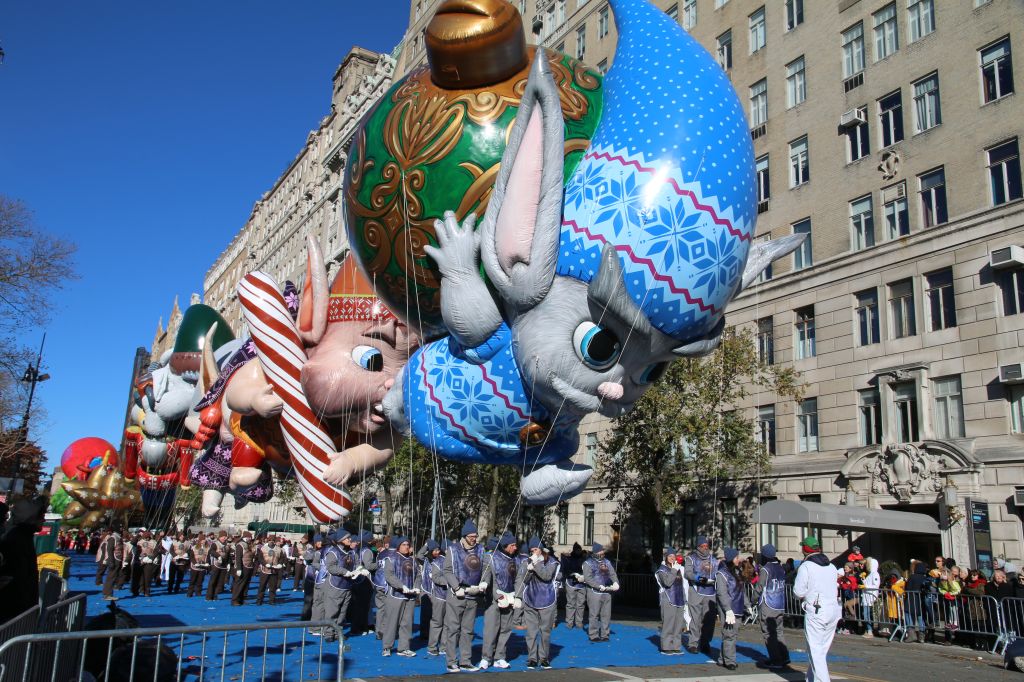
xmin=1000 ymin=363 xmax=1024 ymax=384
xmin=839 ymin=109 xmax=867 ymax=129
xmin=881 ymin=183 xmax=906 ymax=204
xmin=991 ymin=245 xmax=1024 ymax=270
xmin=1015 ymin=487 xmax=1024 ymax=507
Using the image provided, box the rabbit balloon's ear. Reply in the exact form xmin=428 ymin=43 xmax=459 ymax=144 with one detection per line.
xmin=480 ymin=50 xmax=565 ymax=313
xmin=297 ymin=235 xmax=329 ymax=346
xmin=739 ymin=233 xmax=807 ymax=290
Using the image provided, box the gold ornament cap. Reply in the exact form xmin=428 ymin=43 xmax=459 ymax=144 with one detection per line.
xmin=426 ymin=0 xmax=528 ymax=89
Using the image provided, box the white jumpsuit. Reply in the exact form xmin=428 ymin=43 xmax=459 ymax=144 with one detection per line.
xmin=793 ymin=556 xmax=840 ymax=682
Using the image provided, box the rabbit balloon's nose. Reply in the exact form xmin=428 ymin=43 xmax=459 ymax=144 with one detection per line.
xmin=597 ymin=382 xmax=624 ymax=401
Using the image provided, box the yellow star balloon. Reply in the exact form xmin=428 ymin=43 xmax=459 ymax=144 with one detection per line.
xmin=62 ymin=452 xmax=141 ymax=528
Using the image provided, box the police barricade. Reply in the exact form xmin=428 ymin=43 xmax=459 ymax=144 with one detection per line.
xmin=0 ymin=619 xmax=343 ymax=682
xmin=0 ymin=606 xmax=40 ymax=682
xmin=616 ymin=573 xmax=659 ymax=609
xmin=37 ymin=592 xmax=86 ymax=634
xmin=999 ymin=597 xmax=1024 ymax=654
xmin=934 ymin=591 xmax=1006 ymax=654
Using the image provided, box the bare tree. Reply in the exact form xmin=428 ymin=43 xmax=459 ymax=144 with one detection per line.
xmin=0 ymin=195 xmax=77 ymax=483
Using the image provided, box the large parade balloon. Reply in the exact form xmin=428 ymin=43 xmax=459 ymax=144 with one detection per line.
xmin=344 ymin=0 xmax=604 ymax=339
xmin=356 ymin=0 xmax=805 ymax=505
xmin=61 ymin=437 xmax=119 ymax=481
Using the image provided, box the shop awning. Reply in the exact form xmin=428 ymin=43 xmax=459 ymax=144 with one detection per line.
xmin=754 ymin=499 xmax=940 ymax=535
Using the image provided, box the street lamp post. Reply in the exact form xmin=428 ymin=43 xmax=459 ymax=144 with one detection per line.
xmin=9 ymin=334 xmax=49 ymax=495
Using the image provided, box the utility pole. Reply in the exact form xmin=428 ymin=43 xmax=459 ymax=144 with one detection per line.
xmin=9 ymin=334 xmax=49 ymax=496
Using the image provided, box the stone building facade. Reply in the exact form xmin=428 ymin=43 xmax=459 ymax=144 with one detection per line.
xmin=395 ymin=1 xmax=1024 ymax=566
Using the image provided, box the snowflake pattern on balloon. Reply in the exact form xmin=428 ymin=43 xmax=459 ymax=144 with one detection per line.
xmin=404 ymin=323 xmax=580 ymax=465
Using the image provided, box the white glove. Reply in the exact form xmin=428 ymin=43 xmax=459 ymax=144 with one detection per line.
xmin=357 ymin=567 xmax=371 ymax=578
xmin=343 ymin=571 xmax=355 ymax=578
xmin=725 ymin=610 xmax=736 ymax=626
xmin=478 ymin=581 xmax=488 ymax=590
xmin=455 ymin=587 xmax=466 ymax=598
xmin=610 ymin=582 xmax=619 ymax=592
xmin=466 ymin=585 xmax=480 ymax=596
xmin=573 ymin=573 xmax=583 ymax=581
xmin=674 ymin=564 xmax=684 ymax=573
xmin=142 ymin=557 xmax=153 ymax=564
xmin=513 ymin=598 xmax=523 ymax=609
xmin=236 ymin=570 xmax=243 ymax=577
xmin=273 ymin=564 xmax=283 ymax=570
xmin=531 ymin=554 xmax=543 ymax=564
xmin=402 ymin=586 xmax=413 ymax=594
xmin=527 ymin=563 xmax=535 ymax=572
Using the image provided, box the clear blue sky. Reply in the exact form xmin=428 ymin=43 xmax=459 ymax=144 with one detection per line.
xmin=0 ymin=1 xmax=410 ymax=475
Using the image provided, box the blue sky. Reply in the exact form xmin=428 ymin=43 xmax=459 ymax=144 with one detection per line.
xmin=0 ymin=1 xmax=410 ymax=473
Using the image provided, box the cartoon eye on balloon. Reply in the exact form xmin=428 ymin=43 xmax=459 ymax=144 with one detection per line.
xmin=352 ymin=345 xmax=384 ymax=372
xmin=636 ymin=362 xmax=670 ymax=386
xmin=572 ymin=321 xmax=621 ymax=371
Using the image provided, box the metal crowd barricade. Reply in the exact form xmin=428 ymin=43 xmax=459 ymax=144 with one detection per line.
xmin=999 ymin=597 xmax=1024 ymax=655
xmin=0 ymin=619 xmax=343 ymax=682
xmin=37 ymin=592 xmax=86 ymax=634
xmin=616 ymin=572 xmax=659 ymax=609
xmin=0 ymin=606 xmax=40 ymax=682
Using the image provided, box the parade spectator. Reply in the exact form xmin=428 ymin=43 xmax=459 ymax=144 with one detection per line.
xmin=962 ymin=568 xmax=989 ymax=649
xmin=0 ymin=497 xmax=47 ymax=623
xmin=905 ymin=561 xmax=934 ymax=643
xmin=859 ymin=557 xmax=880 ymax=638
xmin=837 ymin=564 xmax=859 ymax=634
xmin=881 ymin=570 xmax=905 ymax=636
xmin=937 ymin=568 xmax=962 ymax=645
xmin=995 ymin=557 xmax=1019 ymax=580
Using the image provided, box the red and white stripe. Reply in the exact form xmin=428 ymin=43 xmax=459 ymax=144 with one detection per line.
xmin=238 ymin=271 xmax=353 ymax=522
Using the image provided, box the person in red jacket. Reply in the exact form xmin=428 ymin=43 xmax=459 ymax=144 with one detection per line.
xmin=837 ymin=564 xmax=859 ymax=634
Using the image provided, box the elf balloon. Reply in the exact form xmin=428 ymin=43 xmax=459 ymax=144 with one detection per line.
xmin=368 ymin=0 xmax=804 ymax=504
xmin=236 ymin=241 xmax=420 ymax=521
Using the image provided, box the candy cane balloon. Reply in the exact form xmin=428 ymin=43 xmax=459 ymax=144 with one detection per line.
xmin=238 ymin=271 xmax=353 ymax=521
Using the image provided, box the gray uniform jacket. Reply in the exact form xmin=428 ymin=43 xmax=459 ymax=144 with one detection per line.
xmin=361 ymin=547 xmax=378 ymax=573
xmin=324 ymin=548 xmax=349 ymax=579
xmin=683 ymin=551 xmax=715 ymax=596
xmin=582 ymin=558 xmax=619 ymax=591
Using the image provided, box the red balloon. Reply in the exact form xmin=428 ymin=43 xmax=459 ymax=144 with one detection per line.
xmin=61 ymin=437 xmax=119 ymax=480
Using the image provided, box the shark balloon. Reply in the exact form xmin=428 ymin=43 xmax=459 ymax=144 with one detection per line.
xmin=352 ymin=0 xmax=803 ymax=506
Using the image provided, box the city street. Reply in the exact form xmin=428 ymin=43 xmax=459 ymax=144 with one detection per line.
xmin=358 ymin=620 xmax=1011 ymax=681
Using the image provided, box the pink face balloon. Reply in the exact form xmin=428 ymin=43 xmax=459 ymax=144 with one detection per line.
xmin=61 ymin=437 xmax=119 ymax=480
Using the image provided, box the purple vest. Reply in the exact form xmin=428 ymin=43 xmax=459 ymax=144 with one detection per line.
xmin=422 ymin=556 xmax=446 ymax=599
xmin=717 ymin=562 xmax=745 ymax=613
xmin=760 ymin=561 xmax=787 ymax=611
xmin=451 ymin=543 xmax=484 ymax=587
xmin=372 ymin=548 xmax=396 ymax=590
xmin=389 ymin=553 xmax=417 ymax=599
xmin=688 ymin=551 xmax=716 ymax=597
xmin=489 ymin=550 xmax=518 ymax=593
xmin=585 ymin=557 xmax=613 ymax=588
xmin=657 ymin=564 xmax=686 ymax=607
xmin=523 ymin=557 xmax=558 ymax=609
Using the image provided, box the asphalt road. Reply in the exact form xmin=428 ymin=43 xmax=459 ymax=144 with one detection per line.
xmin=353 ymin=621 xmax=1013 ymax=682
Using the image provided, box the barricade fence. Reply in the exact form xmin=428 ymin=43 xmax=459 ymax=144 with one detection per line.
xmin=0 ymin=606 xmax=40 ymax=682
xmin=0 ymin=619 xmax=343 ymax=682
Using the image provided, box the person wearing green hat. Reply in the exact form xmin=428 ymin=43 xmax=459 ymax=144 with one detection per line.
xmin=793 ymin=536 xmax=840 ymax=681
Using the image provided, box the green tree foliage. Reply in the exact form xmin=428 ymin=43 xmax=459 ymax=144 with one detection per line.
xmin=596 ymin=327 xmax=803 ymax=552
xmin=49 ymin=486 xmax=71 ymax=514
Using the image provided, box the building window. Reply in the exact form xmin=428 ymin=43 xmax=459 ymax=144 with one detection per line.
xmin=893 ymin=381 xmax=920 ymax=442
xmin=750 ymin=79 xmax=768 ymax=128
xmin=842 ymin=22 xmax=865 ymax=78
xmin=797 ymin=398 xmax=819 ymax=452
xmin=714 ymin=0 xmax=728 ymax=6
xmin=680 ymin=501 xmax=698 ymax=549
xmin=988 ymin=139 xmax=1023 ymax=206
xmin=889 ymin=278 xmax=917 ymax=338
xmin=846 ymin=109 xmax=870 ymax=162
xmin=556 ymin=41 xmax=565 ymax=54
xmin=789 ymin=136 xmax=810 ymax=187
xmin=850 ymin=195 xmax=875 ymax=251
xmin=793 ymin=218 xmax=812 ymax=270
xmin=855 ymin=288 xmax=880 ymax=346
xmin=576 ymin=26 xmax=586 ymax=60
xmin=759 ymin=496 xmax=779 ymax=547
xmin=597 ymin=58 xmax=608 ymax=74
xmin=785 ymin=0 xmax=804 ymax=31
xmin=907 ymin=0 xmax=935 ymax=43
xmin=584 ymin=432 xmax=598 ymax=466
xmin=933 ymin=376 xmax=965 ymax=439
xmin=800 ymin=494 xmax=823 ymax=543
xmin=557 ymin=504 xmax=568 ymax=544
xmin=884 ymin=194 xmax=909 ymax=239
xmin=557 ymin=0 xmax=567 ymax=26
xmin=913 ymin=73 xmax=941 ymax=133
xmin=757 ymin=404 xmax=776 ymax=456
xmin=720 ymin=498 xmax=738 ymax=548
xmin=683 ymin=0 xmax=697 ymax=29
xmin=919 ymin=168 xmax=948 ymax=227
xmin=786 ymin=56 xmax=807 ymax=108
xmin=926 ymin=268 xmax=957 ymax=331
xmin=981 ymin=38 xmax=1014 ymax=103
xmin=544 ymin=8 xmax=555 ymax=39
xmin=1010 ymin=386 xmax=1024 ymax=434
xmin=666 ymin=4 xmax=678 ymax=22
xmin=998 ymin=267 xmax=1024 ymax=316
xmin=583 ymin=504 xmax=595 ymax=545
xmin=857 ymin=389 xmax=882 ymax=446
xmin=717 ymin=30 xmax=733 ymax=70
xmin=878 ymin=91 xmax=904 ymax=148
xmin=756 ymin=154 xmax=770 ymax=207
xmin=794 ymin=305 xmax=816 ymax=359
xmin=757 ymin=316 xmax=774 ymax=364
xmin=873 ymin=3 xmax=899 ymax=61
xmin=750 ymin=7 xmax=766 ymax=53
xmin=599 ymin=5 xmax=610 ymax=39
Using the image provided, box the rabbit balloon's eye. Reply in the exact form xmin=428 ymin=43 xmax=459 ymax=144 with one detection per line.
xmin=573 ymin=321 xmax=621 ymax=371
xmin=353 ymin=345 xmax=384 ymax=372
xmin=636 ymin=362 xmax=669 ymax=385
